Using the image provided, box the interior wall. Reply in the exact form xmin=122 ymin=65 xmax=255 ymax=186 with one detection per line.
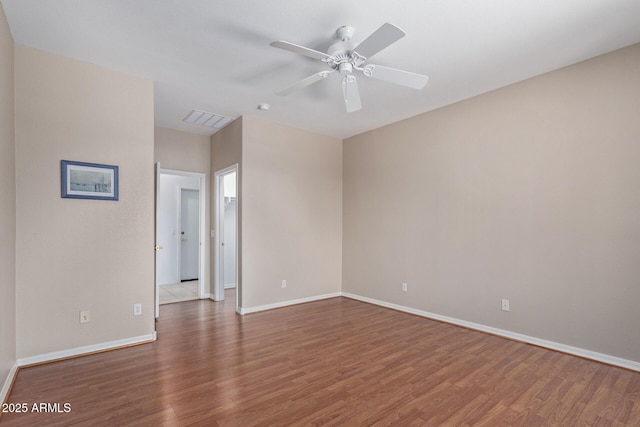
xmin=154 ymin=127 xmax=211 ymax=292
xmin=223 ymin=172 xmax=237 ymax=197
xmin=15 ymin=46 xmax=155 ymax=358
xmin=0 ymin=2 xmax=16 ymax=398
xmin=343 ymin=44 xmax=640 ymax=363
xmin=211 ymin=117 xmax=242 ymax=303
xmin=154 ymin=127 xmax=210 ymax=173
xmin=241 ymin=115 xmax=342 ymax=309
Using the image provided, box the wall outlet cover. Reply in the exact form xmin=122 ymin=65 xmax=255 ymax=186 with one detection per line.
xmin=80 ymin=310 xmax=90 ymax=323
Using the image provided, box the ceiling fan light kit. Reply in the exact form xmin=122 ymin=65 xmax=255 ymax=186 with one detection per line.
xmin=270 ymin=23 xmax=429 ymax=112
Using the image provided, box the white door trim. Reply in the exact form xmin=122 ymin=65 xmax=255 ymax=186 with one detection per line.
xmin=154 ymin=163 xmax=161 ymax=318
xmin=214 ymin=164 xmax=239 ymax=312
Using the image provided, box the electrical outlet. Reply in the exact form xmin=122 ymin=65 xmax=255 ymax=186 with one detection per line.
xmin=281 ymin=280 xmax=287 ymax=288
xmin=401 ymin=282 xmax=408 ymax=292
xmin=501 ymin=299 xmax=510 ymax=312
xmin=80 ymin=310 xmax=90 ymax=323
xmin=133 ymin=304 xmax=142 ymax=316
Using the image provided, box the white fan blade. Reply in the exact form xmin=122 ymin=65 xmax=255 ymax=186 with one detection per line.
xmin=342 ymin=75 xmax=362 ymax=112
xmin=276 ymin=70 xmax=334 ymax=96
xmin=362 ymin=64 xmax=428 ymax=89
xmin=270 ymin=41 xmax=334 ymax=61
xmin=352 ymin=23 xmax=405 ymax=60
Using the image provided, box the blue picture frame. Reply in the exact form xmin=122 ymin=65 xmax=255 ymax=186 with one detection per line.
xmin=61 ymin=160 xmax=119 ymax=201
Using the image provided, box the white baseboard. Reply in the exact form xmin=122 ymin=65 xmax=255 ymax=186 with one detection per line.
xmin=1 ymin=362 xmax=19 ymax=405
xmin=16 ymin=332 xmax=157 ymax=368
xmin=342 ymin=292 xmax=640 ymax=372
xmin=238 ymin=292 xmax=342 ymax=315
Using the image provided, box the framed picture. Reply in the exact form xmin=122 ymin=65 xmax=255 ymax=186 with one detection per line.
xmin=61 ymin=160 xmax=119 ymax=201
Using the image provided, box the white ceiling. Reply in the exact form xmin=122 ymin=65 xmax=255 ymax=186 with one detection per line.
xmin=2 ymin=0 xmax=640 ymax=139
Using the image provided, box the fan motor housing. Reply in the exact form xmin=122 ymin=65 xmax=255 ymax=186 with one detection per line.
xmin=327 ymin=41 xmax=354 ymax=59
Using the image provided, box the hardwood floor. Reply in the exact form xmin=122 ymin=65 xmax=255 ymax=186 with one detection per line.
xmin=2 ymin=293 xmax=639 ymax=426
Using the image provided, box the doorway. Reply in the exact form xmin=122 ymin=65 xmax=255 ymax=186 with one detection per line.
xmin=214 ymin=164 xmax=239 ymax=312
xmin=155 ymin=166 xmax=206 ymax=317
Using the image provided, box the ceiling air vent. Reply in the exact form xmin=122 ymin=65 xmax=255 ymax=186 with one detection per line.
xmin=182 ymin=110 xmax=233 ymax=129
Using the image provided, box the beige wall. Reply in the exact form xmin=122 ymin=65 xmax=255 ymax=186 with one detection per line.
xmin=343 ymin=44 xmax=640 ymax=362
xmin=15 ymin=46 xmax=155 ymax=358
xmin=242 ymin=116 xmax=342 ymax=308
xmin=0 ymin=3 xmax=16 ymax=394
xmin=155 ymin=126 xmax=211 ymax=294
xmin=154 ymin=126 xmax=210 ymax=173
xmin=211 ymin=117 xmax=243 ymax=175
xmin=210 ymin=118 xmax=242 ymax=302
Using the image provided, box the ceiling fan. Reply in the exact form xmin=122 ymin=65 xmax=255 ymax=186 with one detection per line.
xmin=270 ymin=23 xmax=429 ymax=112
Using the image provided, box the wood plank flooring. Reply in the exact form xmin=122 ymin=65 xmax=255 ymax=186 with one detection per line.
xmin=2 ymin=292 xmax=640 ymax=426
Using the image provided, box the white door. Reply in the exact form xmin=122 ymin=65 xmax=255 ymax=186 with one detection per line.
xmin=180 ymin=189 xmax=199 ymax=281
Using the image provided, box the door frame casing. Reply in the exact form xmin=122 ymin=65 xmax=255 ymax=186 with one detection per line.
xmin=213 ymin=164 xmax=239 ymax=312
xmin=155 ymin=163 xmax=161 ymax=318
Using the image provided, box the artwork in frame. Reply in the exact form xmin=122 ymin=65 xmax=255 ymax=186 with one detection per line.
xmin=61 ymin=160 xmax=119 ymax=201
